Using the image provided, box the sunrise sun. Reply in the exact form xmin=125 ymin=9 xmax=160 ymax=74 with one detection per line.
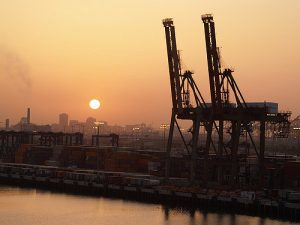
xmin=89 ymin=99 xmax=101 ymax=110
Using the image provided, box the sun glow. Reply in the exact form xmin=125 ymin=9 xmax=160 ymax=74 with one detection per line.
xmin=89 ymin=99 xmax=100 ymax=110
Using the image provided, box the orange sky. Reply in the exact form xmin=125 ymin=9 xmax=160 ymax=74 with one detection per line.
xmin=0 ymin=1 xmax=299 ymax=127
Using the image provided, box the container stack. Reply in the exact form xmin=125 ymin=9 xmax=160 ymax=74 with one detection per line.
xmin=25 ymin=146 xmax=53 ymax=165
xmin=61 ymin=146 xmax=85 ymax=168
xmin=15 ymin=144 xmax=34 ymax=164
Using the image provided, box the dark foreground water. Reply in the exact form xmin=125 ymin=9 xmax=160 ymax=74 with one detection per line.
xmin=0 ymin=185 xmax=297 ymax=225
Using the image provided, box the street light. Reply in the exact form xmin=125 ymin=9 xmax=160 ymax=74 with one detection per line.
xmin=160 ymin=123 xmax=169 ymax=151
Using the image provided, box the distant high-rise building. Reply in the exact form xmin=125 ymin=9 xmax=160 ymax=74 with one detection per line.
xmin=69 ymin=120 xmax=78 ymax=132
xmin=85 ymin=117 xmax=97 ymax=135
xmin=86 ymin=117 xmax=96 ymax=125
xmin=59 ymin=113 xmax=69 ymax=131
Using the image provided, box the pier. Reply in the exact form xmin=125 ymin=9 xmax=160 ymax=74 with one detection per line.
xmin=0 ymin=162 xmax=299 ymax=221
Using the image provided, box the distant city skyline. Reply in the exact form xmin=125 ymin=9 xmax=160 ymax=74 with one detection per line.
xmin=0 ymin=109 xmax=162 ymax=134
xmin=0 ymin=108 xmax=162 ymax=128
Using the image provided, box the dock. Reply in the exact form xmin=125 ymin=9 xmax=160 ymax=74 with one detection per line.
xmin=0 ymin=162 xmax=300 ymax=221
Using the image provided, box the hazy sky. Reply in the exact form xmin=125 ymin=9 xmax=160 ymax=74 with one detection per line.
xmin=0 ymin=1 xmax=299 ymax=127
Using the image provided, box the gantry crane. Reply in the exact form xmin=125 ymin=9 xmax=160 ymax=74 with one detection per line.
xmin=163 ymin=18 xmax=208 ymax=181
xmin=163 ymin=15 xmax=291 ymax=188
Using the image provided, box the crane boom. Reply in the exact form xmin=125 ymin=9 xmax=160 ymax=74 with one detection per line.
xmin=163 ymin=19 xmax=183 ymax=111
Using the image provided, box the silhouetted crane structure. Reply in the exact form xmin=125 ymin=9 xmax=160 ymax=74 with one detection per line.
xmin=163 ymin=15 xmax=291 ymax=188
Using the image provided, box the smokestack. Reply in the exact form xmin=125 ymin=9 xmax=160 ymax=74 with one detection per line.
xmin=5 ymin=119 xmax=9 ymax=130
xmin=27 ymin=108 xmax=30 ymax=124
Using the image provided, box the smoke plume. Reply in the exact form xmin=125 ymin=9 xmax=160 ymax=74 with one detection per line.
xmin=0 ymin=47 xmax=32 ymax=92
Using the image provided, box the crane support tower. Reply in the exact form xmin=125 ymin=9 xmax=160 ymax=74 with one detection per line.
xmin=163 ymin=15 xmax=291 ymax=188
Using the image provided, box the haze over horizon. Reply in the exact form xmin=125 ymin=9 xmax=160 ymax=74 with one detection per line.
xmin=0 ymin=1 xmax=299 ymax=127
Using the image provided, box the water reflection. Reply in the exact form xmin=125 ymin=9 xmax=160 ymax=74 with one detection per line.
xmin=0 ymin=185 xmax=297 ymax=225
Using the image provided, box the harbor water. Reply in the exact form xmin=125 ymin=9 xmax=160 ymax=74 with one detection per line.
xmin=0 ymin=185 xmax=297 ymax=225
